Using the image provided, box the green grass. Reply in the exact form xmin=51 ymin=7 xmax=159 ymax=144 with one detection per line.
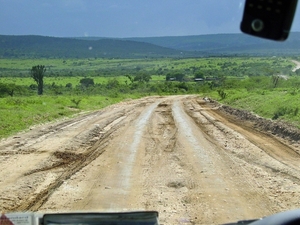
xmin=0 ymin=56 xmax=299 ymax=138
xmin=0 ymin=94 xmax=140 ymax=139
xmin=0 ymin=57 xmax=294 ymax=77
xmin=0 ymin=75 xmax=166 ymax=87
xmin=209 ymin=88 xmax=300 ymax=128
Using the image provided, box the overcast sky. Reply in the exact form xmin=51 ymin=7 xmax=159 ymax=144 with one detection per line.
xmin=1 ymin=0 xmax=300 ymax=38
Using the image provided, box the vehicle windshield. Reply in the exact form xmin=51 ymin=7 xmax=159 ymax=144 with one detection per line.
xmin=0 ymin=1 xmax=300 ymax=225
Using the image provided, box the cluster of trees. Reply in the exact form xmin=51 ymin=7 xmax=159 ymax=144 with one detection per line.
xmin=74 ymin=73 xmax=202 ymax=96
xmin=1 ymin=73 xmax=288 ymax=99
xmin=0 ymin=68 xmax=207 ymax=98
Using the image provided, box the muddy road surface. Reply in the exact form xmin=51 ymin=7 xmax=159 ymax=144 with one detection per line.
xmin=0 ymin=96 xmax=300 ymax=225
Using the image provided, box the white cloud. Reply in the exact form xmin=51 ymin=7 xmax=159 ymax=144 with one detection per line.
xmin=60 ymin=0 xmax=87 ymax=12
xmin=239 ymin=0 xmax=244 ymax=9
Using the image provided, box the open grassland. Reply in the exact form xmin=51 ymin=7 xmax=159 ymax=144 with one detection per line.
xmin=0 ymin=56 xmax=300 ymax=138
xmin=0 ymin=76 xmax=166 ymax=87
xmin=0 ymin=57 xmax=295 ymax=77
xmin=209 ymin=88 xmax=300 ymax=127
xmin=0 ymin=94 xmax=140 ymax=138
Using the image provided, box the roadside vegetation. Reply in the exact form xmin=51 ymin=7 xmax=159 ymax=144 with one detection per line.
xmin=0 ymin=56 xmax=300 ymax=138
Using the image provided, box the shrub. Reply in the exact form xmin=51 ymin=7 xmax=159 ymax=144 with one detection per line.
xmin=217 ymin=89 xmax=227 ymax=100
xmin=272 ymin=106 xmax=296 ymax=120
xmin=65 ymin=83 xmax=72 ymax=88
xmin=80 ymin=78 xmax=94 ymax=87
xmin=71 ymin=98 xmax=81 ymax=108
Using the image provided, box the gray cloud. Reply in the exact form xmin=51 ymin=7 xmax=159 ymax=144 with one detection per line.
xmin=0 ymin=0 xmax=299 ymax=37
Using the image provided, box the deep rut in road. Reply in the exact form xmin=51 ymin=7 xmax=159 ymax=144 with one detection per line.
xmin=0 ymin=96 xmax=300 ymax=225
xmin=184 ymin=98 xmax=300 ymax=215
xmin=0 ymin=98 xmax=154 ymax=211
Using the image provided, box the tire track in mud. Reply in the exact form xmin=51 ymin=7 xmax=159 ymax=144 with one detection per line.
xmin=1 ymin=99 xmax=155 ymax=211
xmin=188 ymin=99 xmax=300 ymax=179
xmin=0 ymin=111 xmax=103 ymax=154
xmin=12 ymin=113 xmax=128 ymax=211
xmin=140 ymin=98 xmax=275 ymax=224
xmin=0 ymin=111 xmax=128 ymax=211
xmin=36 ymin=100 xmax=162 ymax=212
xmin=35 ymin=96 xmax=300 ymax=224
xmin=0 ymin=100 xmax=147 ymax=155
xmin=23 ymin=113 xmax=127 ymax=176
xmin=172 ymin=100 xmax=277 ymax=224
xmin=183 ymin=98 xmax=300 ymax=214
xmin=195 ymin=100 xmax=300 ymax=170
xmin=141 ymin=100 xmax=196 ymax=225
xmin=1 ymin=96 xmax=300 ymax=225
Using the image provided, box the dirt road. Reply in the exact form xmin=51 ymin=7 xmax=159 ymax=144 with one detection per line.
xmin=0 ymin=96 xmax=300 ymax=225
xmin=291 ymin=60 xmax=300 ymax=72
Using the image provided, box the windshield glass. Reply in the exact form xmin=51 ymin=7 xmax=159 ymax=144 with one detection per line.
xmin=0 ymin=1 xmax=300 ymax=225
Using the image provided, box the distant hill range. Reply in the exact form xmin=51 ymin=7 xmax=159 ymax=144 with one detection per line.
xmin=0 ymin=35 xmax=187 ymax=59
xmin=1 ymin=32 xmax=300 ymax=58
xmin=125 ymin=32 xmax=300 ymax=56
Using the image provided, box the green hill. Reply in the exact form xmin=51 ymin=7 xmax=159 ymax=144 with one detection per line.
xmin=2 ymin=33 xmax=300 ymax=59
xmin=0 ymin=35 xmax=193 ymax=59
xmin=125 ymin=33 xmax=300 ymax=56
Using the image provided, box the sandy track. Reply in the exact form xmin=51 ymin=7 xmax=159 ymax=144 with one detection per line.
xmin=291 ymin=60 xmax=300 ymax=72
xmin=0 ymin=96 xmax=299 ymax=225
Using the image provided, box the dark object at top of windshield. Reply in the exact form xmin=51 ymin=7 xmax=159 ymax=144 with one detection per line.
xmin=240 ymin=0 xmax=298 ymax=41
xmin=43 ymin=211 xmax=159 ymax=225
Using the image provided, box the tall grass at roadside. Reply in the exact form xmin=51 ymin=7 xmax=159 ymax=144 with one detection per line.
xmin=209 ymin=88 xmax=300 ymax=128
xmin=0 ymin=94 xmax=140 ymax=139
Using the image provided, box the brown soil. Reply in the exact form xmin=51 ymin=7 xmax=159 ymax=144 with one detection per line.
xmin=0 ymin=95 xmax=299 ymax=225
xmin=220 ymin=104 xmax=300 ymax=144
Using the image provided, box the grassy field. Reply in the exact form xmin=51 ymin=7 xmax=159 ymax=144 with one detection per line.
xmin=2 ymin=86 xmax=299 ymax=139
xmin=0 ymin=94 xmax=142 ymax=138
xmin=0 ymin=57 xmax=295 ymax=77
xmin=0 ymin=56 xmax=299 ymax=138
xmin=209 ymin=86 xmax=300 ymax=128
xmin=0 ymin=75 xmax=166 ymax=87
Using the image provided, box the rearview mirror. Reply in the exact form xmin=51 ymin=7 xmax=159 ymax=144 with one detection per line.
xmin=240 ymin=0 xmax=298 ymax=41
